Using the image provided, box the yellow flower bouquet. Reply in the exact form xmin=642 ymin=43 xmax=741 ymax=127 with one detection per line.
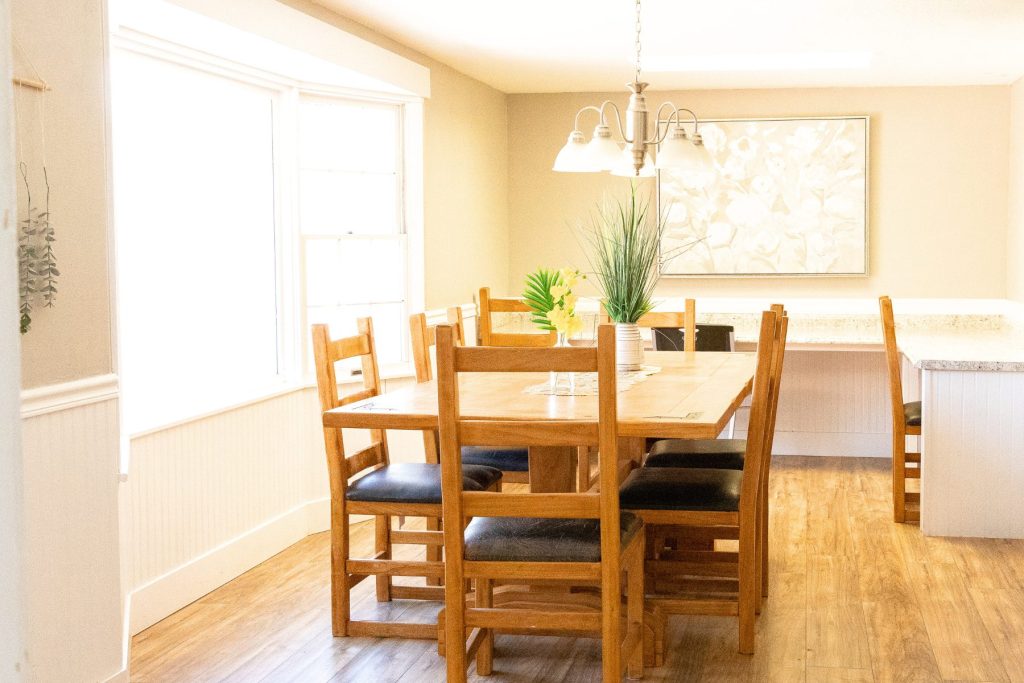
xmin=522 ymin=266 xmax=585 ymax=338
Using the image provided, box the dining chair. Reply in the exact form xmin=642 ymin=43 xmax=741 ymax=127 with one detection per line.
xmin=601 ymin=299 xmax=698 ymax=353
xmin=879 ymin=296 xmax=922 ymax=523
xmin=643 ymin=305 xmax=788 ymax=601
xmin=435 ymin=323 xmax=646 ymax=682
xmin=643 ymin=298 xmax=747 ymax=440
xmin=618 ymin=309 xmax=780 ymax=654
xmin=478 ymin=286 xmax=557 ymax=347
xmin=410 ymin=308 xmax=530 ymax=484
xmin=477 ymin=286 xmax=592 ymax=491
xmin=312 ymin=317 xmax=504 ymax=639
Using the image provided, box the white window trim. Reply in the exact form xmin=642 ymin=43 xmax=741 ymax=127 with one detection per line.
xmin=111 ymin=23 xmax=425 ymax=438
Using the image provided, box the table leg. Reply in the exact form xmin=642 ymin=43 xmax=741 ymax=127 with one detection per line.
xmin=528 ymin=446 xmax=575 ymax=492
xmin=617 ymin=437 xmax=644 ymax=484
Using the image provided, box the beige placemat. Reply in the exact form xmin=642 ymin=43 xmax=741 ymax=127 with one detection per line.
xmin=523 ymin=365 xmax=662 ymax=396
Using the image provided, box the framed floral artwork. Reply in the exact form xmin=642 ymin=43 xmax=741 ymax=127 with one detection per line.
xmin=658 ymin=116 xmax=869 ymax=276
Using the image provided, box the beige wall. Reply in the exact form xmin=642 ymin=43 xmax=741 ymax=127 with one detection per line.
xmin=507 ymin=87 xmax=1010 ymax=300
xmin=282 ymin=0 xmax=510 ymax=309
xmin=13 ymin=0 xmax=114 ymax=388
xmin=1007 ymin=77 xmax=1024 ymax=301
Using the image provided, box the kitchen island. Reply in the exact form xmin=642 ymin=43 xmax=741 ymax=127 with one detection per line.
xmin=900 ymin=329 xmax=1024 ymax=538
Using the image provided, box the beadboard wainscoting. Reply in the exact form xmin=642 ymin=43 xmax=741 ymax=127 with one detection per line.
xmin=123 ymin=377 xmax=427 ymax=635
xmin=733 ymin=349 xmax=920 ymax=457
xmin=920 ymin=369 xmax=1024 ymax=538
xmin=123 ymin=305 xmax=471 ymax=634
xmin=20 ymin=381 xmax=126 ymax=683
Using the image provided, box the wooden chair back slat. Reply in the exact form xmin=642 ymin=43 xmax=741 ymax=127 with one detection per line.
xmin=330 ymin=335 xmax=371 ymax=362
xmin=462 ymin=492 xmax=601 ymax=519
xmin=459 ymin=421 xmax=599 ymax=448
xmin=486 ymin=298 xmax=531 ymax=313
xmin=605 ymin=298 xmax=698 ymax=353
xmin=478 ymin=286 xmax=557 ymax=347
xmin=346 ymin=443 xmax=384 ymax=475
xmin=454 ymin=346 xmax=597 ymax=373
xmin=337 ymin=388 xmax=376 ymax=408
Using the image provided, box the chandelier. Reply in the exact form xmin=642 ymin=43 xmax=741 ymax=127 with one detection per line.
xmin=553 ymin=0 xmax=709 ymax=178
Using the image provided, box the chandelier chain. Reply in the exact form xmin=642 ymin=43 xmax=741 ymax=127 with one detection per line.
xmin=634 ymin=0 xmax=642 ymax=83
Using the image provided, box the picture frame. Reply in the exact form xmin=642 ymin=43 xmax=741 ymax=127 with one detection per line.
xmin=658 ymin=115 xmax=869 ymax=277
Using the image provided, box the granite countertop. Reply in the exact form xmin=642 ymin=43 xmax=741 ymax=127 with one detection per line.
xmin=491 ymin=298 xmax=1024 ymax=368
xmin=899 ymin=330 xmax=1024 ymax=372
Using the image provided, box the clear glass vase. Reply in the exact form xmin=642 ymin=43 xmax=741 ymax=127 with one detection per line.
xmin=549 ymin=332 xmax=575 ymax=395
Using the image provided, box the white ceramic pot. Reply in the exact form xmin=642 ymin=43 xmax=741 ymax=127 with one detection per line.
xmin=615 ymin=322 xmax=644 ymax=371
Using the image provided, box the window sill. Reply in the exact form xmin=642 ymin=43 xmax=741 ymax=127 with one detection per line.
xmin=127 ymin=363 xmax=418 ymax=441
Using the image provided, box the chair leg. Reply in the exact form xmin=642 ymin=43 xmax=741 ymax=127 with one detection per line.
xmin=893 ymin=441 xmax=907 ymax=523
xmin=738 ymin=522 xmax=757 ymax=655
xmin=576 ymin=446 xmax=588 ymax=492
xmin=476 ymin=578 xmax=494 ymax=676
xmin=601 ymin=568 xmax=623 ymax=682
xmin=627 ymin=544 xmax=644 ymax=680
xmin=760 ymin=491 xmax=770 ymax=599
xmin=426 ymin=516 xmax=443 ymax=587
xmin=331 ymin=505 xmax=350 ymax=637
xmin=375 ymin=515 xmax=392 ymax=602
xmin=754 ymin=504 xmax=764 ymax=616
xmin=444 ymin=585 xmax=468 ymax=682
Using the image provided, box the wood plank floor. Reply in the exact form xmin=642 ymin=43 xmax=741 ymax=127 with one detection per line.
xmin=129 ymin=457 xmax=1024 ymax=682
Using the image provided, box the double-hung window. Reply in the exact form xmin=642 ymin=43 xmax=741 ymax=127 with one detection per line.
xmin=299 ymin=96 xmax=409 ymax=369
xmin=112 ymin=50 xmax=283 ymax=433
xmin=112 ymin=28 xmax=421 ymax=434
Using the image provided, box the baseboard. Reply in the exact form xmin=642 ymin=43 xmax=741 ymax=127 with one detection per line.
xmin=129 ymin=496 xmax=329 ymax=635
xmin=736 ymin=430 xmax=890 ymax=458
xmin=103 ymin=666 xmax=130 ymax=683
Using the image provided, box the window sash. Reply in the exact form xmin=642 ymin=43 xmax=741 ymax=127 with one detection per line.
xmin=112 ymin=37 xmax=420 ymax=435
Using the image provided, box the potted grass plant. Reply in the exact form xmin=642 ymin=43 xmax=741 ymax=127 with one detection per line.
xmin=581 ymin=182 xmax=667 ymax=370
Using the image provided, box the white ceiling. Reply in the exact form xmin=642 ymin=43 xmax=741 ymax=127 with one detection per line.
xmin=314 ymin=0 xmax=1024 ymax=93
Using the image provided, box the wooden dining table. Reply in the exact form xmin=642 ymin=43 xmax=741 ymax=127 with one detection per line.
xmin=323 ymin=350 xmax=758 ymax=492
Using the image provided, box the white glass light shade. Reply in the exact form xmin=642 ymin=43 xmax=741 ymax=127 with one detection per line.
xmin=585 ymin=124 xmax=624 ymax=171
xmin=656 ymin=128 xmax=709 ymax=174
xmin=552 ymin=131 xmax=597 ymax=172
xmin=611 ymin=148 xmax=656 ymax=177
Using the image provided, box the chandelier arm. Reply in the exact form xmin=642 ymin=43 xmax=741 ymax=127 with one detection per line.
xmin=651 ymin=106 xmax=701 ymax=145
xmin=571 ymin=105 xmax=606 ymax=132
xmin=599 ymin=101 xmax=629 ymax=143
xmin=650 ymin=102 xmax=680 ymax=144
xmin=675 ymin=107 xmax=701 ymax=134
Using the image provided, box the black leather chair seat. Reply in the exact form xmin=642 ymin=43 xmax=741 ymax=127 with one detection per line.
xmin=619 ymin=467 xmax=742 ymax=512
xmin=645 ymin=439 xmax=746 ymax=470
xmin=463 ymin=513 xmax=643 ymax=563
xmin=346 ymin=463 xmax=501 ymax=504
xmin=461 ymin=446 xmax=530 ymax=472
xmin=904 ymin=401 xmax=922 ymax=427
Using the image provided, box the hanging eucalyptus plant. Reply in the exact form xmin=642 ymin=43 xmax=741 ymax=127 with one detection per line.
xmin=17 ymin=162 xmax=58 ymax=334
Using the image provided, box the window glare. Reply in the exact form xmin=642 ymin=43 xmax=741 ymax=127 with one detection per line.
xmin=299 ymin=94 xmax=407 ymax=367
xmin=112 ymin=51 xmax=279 ymax=432
xmin=111 ymin=48 xmax=413 ymax=433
